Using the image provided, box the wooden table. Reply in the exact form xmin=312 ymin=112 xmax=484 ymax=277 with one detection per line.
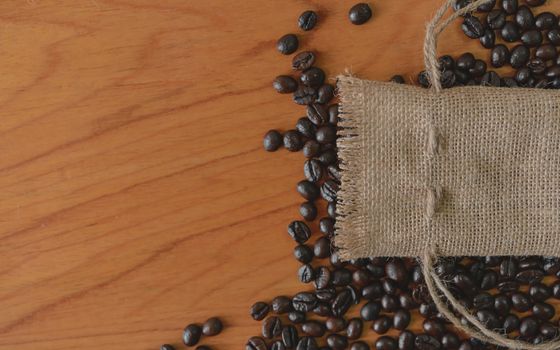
xmin=1 ymin=1 xmax=558 ymax=349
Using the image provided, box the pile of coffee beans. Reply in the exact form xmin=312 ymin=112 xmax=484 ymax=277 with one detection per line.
xmin=257 ymin=1 xmax=560 ymax=350
xmin=162 ymin=317 xmax=223 ymax=349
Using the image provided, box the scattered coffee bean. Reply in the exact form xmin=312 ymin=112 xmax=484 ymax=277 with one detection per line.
xmin=348 ymin=3 xmax=372 ymax=25
xmin=277 ymin=34 xmax=299 ymax=55
xmin=202 ymin=317 xmax=223 ymax=336
xmin=298 ymin=11 xmax=318 ymax=31
xmin=462 ymin=15 xmax=485 ymax=38
xmin=183 ymin=324 xmax=202 ymax=346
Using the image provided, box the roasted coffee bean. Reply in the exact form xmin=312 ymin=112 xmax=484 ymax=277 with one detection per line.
xmin=360 ymin=301 xmax=381 ymax=321
xmin=319 ymin=217 xmax=335 ymax=236
xmin=510 ymin=44 xmax=530 ymax=68
xmin=473 ymin=292 xmax=494 ymax=309
xmin=372 ymin=316 xmax=392 ymax=334
xmin=517 ymin=268 xmax=544 ymax=284
xmin=543 ymin=257 xmax=560 ymax=275
xmin=332 ymin=268 xmax=352 ymax=286
xmin=480 ymin=270 xmax=498 ymax=290
xmin=494 ymin=294 xmax=511 ymax=316
xmin=423 ymin=319 xmax=445 ymax=337
xmin=283 ymin=130 xmax=304 ymax=151
xmin=417 ymin=71 xmax=431 ymax=88
xmin=298 ymin=10 xmax=318 ymax=31
xmin=202 ymin=317 xmax=223 ymax=336
xmin=331 ymin=289 xmax=353 ymax=317
xmin=456 ymin=52 xmax=475 ymax=70
xmin=381 ymin=294 xmax=398 ymax=312
xmin=412 ymin=285 xmax=431 ymax=305
xmin=304 ymin=159 xmax=323 ymax=183
xmin=533 ymin=302 xmax=555 ymax=320
xmin=362 ymin=282 xmax=384 ymax=300
xmin=348 ymin=3 xmax=372 ymax=25
xmin=161 ymin=345 xmax=175 ymax=350
xmin=298 ymin=264 xmax=315 ymax=283
xmin=487 ymin=9 xmax=506 ymax=29
xmin=282 ymin=325 xmax=299 ymax=349
xmin=313 ymin=266 xmax=331 ymax=289
xmin=277 ymin=34 xmax=298 ymax=55
xmin=327 ymin=164 xmax=341 ymax=183
xmin=263 ymin=316 xmax=283 ymax=339
xmin=300 ymin=201 xmax=318 ymax=221
xmin=246 ymin=337 xmax=268 ymax=350
xmin=502 ymin=0 xmax=518 ymax=14
xmin=520 ymin=317 xmax=540 ymax=337
xmin=293 ymin=51 xmax=316 ymax=71
xmin=297 ymin=180 xmax=320 ymax=200
xmin=314 ymin=238 xmax=331 ymax=260
xmin=325 ymin=317 xmax=346 ymax=333
xmin=288 ymin=311 xmax=306 ymax=324
xmin=302 ymin=140 xmax=320 ymax=158
xmin=251 ymin=302 xmax=270 ymax=321
xmin=503 ymin=314 xmax=521 ymax=333
xmin=345 ymin=318 xmax=363 ymax=339
xmin=398 ymin=331 xmax=415 ymax=350
xmin=183 ymin=324 xmax=202 ymax=346
xmin=316 ymin=125 xmax=337 ymax=143
xmin=321 ymin=180 xmax=338 ymax=202
xmin=500 ymin=258 xmax=519 ymax=278
xmin=462 ymin=15 xmax=485 ymax=38
xmin=526 ymin=0 xmax=546 ymax=6
xmin=516 ymin=5 xmax=535 ymax=29
xmin=302 ymin=321 xmax=325 ymax=337
xmin=327 ymin=334 xmax=348 ymax=350
xmin=477 ymin=310 xmax=500 ymax=329
xmin=519 ymin=257 xmax=542 ymax=270
xmin=521 ymin=29 xmax=543 ymax=46
xmin=272 ymin=296 xmax=292 ymax=315
xmin=376 ymin=336 xmax=397 ymax=350
xmin=352 ymin=269 xmax=371 ymax=287
xmin=498 ymin=280 xmax=519 ymax=293
xmin=452 ymin=273 xmax=477 ymax=296
xmin=390 ymin=75 xmax=406 ymax=84
xmin=536 ymin=12 xmax=557 ymax=30
xmin=293 ymin=86 xmax=318 ymax=105
xmin=296 ymin=117 xmax=317 ymax=138
xmin=307 ymin=103 xmax=328 ymax=125
xmin=393 ymin=309 xmax=411 ymax=330
xmin=351 ymin=341 xmax=371 ymax=350
xmin=491 ymin=44 xmax=509 ymax=67
xmin=398 ymin=293 xmax=417 ymax=310
xmin=294 ymin=244 xmax=313 ymax=264
xmin=293 ymin=292 xmax=317 ymax=312
xmin=301 ymin=67 xmax=325 ymax=88
xmin=441 ymin=333 xmax=461 ymax=350
xmin=313 ymin=303 xmax=331 ymax=317
xmin=547 ymin=29 xmax=560 ymax=45
xmin=385 ymin=259 xmax=409 ymax=285
xmin=528 ymin=58 xmax=547 ymax=75
xmin=318 ymin=148 xmax=337 ymax=165
xmin=536 ymin=44 xmax=557 ymax=60
xmin=419 ymin=303 xmax=438 ymax=318
xmin=515 ymin=67 xmax=532 ymax=84
xmin=530 ymin=283 xmax=551 ymax=301
xmin=414 ymin=334 xmax=441 ymax=350
xmin=273 ymin=75 xmax=299 ymax=93
xmin=478 ymin=0 xmax=496 ymax=12
xmin=264 ymin=130 xmax=283 ymax=152
xmin=288 ymin=221 xmax=311 ymax=243
xmin=501 ymin=21 xmax=521 ymax=42
xmin=316 ymin=85 xmax=335 ymax=104
xmin=296 ymin=337 xmax=318 ymax=350
xmin=327 ymin=104 xmax=339 ymax=125
xmin=512 ymin=292 xmax=533 ymax=312
xmin=272 ymin=341 xmax=286 ymax=350
xmin=480 ymin=28 xmax=495 ymax=48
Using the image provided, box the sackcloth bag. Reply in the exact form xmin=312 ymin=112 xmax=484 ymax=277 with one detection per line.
xmin=335 ymin=0 xmax=560 ymax=348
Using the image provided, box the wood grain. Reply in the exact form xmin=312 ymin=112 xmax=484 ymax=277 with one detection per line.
xmin=0 ymin=1 xmax=559 ymax=349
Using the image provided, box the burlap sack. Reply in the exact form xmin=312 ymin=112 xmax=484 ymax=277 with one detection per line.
xmin=336 ymin=1 xmax=560 ymax=348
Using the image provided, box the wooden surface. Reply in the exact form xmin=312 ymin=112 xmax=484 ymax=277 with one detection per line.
xmin=0 ymin=1 xmax=558 ymax=349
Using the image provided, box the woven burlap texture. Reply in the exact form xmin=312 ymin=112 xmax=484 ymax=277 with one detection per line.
xmin=335 ymin=76 xmax=560 ymax=259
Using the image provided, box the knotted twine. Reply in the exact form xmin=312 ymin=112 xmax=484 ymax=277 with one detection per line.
xmin=335 ymin=0 xmax=560 ymax=348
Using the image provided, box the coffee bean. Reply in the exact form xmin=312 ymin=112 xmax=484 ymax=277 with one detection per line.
xmin=493 ymin=294 xmax=511 ymax=315
xmin=301 ymin=321 xmax=325 ymax=337
xmin=452 ymin=273 xmax=477 ymax=296
xmin=521 ymin=29 xmax=543 ymax=46
xmin=327 ymin=104 xmax=339 ymax=125
xmin=288 ymin=311 xmax=306 ymax=324
xmin=398 ymin=293 xmax=416 ymax=310
xmin=487 ymin=9 xmax=506 ymax=29
xmin=161 ymin=345 xmax=175 ymax=350
xmin=302 ymin=140 xmax=320 ymax=158
xmin=512 ymin=292 xmax=532 ymax=312
xmin=536 ymin=44 xmax=557 ymax=60
xmin=332 ymin=268 xmax=352 ymax=286
xmin=281 ymin=325 xmax=299 ymax=349
xmin=526 ymin=0 xmax=546 ymax=6
xmin=520 ymin=317 xmax=540 ymax=337
xmin=419 ymin=303 xmax=438 ymax=318
xmin=533 ymin=302 xmax=555 ymax=320
xmin=456 ymin=52 xmax=475 ymax=70
xmin=462 ymin=15 xmax=485 ymax=38
xmin=414 ymin=335 xmax=441 ymax=350
xmin=498 ymin=280 xmax=519 ymax=293
xmin=319 ymin=217 xmax=335 ymax=237
xmin=441 ymin=333 xmax=460 ymax=350
xmin=202 ymin=317 xmax=223 ymax=336
xmin=316 ymin=125 xmax=336 ymax=143
xmin=480 ymin=28 xmax=495 ymax=48
xmin=322 ymin=317 xmax=344 ymax=333
xmin=293 ymin=86 xmax=318 ymax=105
xmin=478 ymin=0 xmax=497 ymax=11
xmin=381 ymin=294 xmax=398 ymax=312
xmin=298 ymin=264 xmax=315 ymax=284
xmin=477 ymin=309 xmax=501 ymax=329
xmin=263 ymin=316 xmax=282 ymax=339
xmin=183 ymin=324 xmax=202 ymax=346
xmin=314 ymin=238 xmax=331 ymax=260
xmin=298 ymin=11 xmax=318 ymax=31
xmin=327 ymin=334 xmax=348 ymax=350
xmin=372 ymin=316 xmax=392 ymax=334
xmin=351 ymin=341 xmax=371 ymax=350
xmin=316 ymin=85 xmax=335 ymax=104
xmin=196 ymin=345 xmax=211 ymax=350
xmin=501 ymin=21 xmax=521 ymax=42
xmin=331 ymin=289 xmax=352 ymax=316
xmin=246 ymin=337 xmax=268 ymax=350
xmin=296 ymin=337 xmax=318 ymax=350
xmin=503 ymin=314 xmax=521 ymax=333
xmin=318 ymin=148 xmax=337 ymax=165
xmin=301 ymin=67 xmax=325 ymax=88
xmin=312 ymin=303 xmax=331 ymax=317
xmin=360 ymin=301 xmax=381 ymax=321
xmin=297 ymin=180 xmax=320 ymax=200
xmin=293 ymin=51 xmax=316 ymax=71
xmin=502 ymin=0 xmax=518 ymax=14
xmin=277 ymin=34 xmax=299 ymax=55
xmin=295 ymin=118 xmax=316 ymax=139
xmin=307 ymin=103 xmax=328 ymax=125
xmin=417 ymin=71 xmax=431 ymax=88
xmin=397 ymin=331 xmax=414 ymax=350
xmin=390 ymin=75 xmax=406 ymax=84
xmin=348 ymin=3 xmax=372 ymax=25
xmin=271 ymin=296 xmax=292 ymax=314
xmin=479 ymin=270 xmax=498 ymax=290
xmin=423 ymin=319 xmax=445 ymax=337
xmin=393 ymin=309 xmax=411 ymax=330
xmin=362 ymin=282 xmax=383 ymax=300
xmin=283 ymin=130 xmax=304 ymax=151
xmin=272 ymin=341 xmax=286 ymax=350
xmin=536 ymin=12 xmax=557 ymax=30
xmin=264 ymin=130 xmax=283 ymax=151
xmin=500 ymin=258 xmax=519 ymax=278
xmin=528 ymin=58 xmax=547 ymax=75
xmin=299 ymin=201 xmax=318 ymax=221
xmin=320 ymin=180 xmax=338 ymax=202
xmin=547 ymin=29 xmax=560 ymax=45
xmin=473 ymin=292 xmax=494 ymax=309
xmin=304 ymin=159 xmax=323 ymax=183
xmin=490 ymin=44 xmax=508 ymax=68
xmin=250 ymin=302 xmax=270 ymax=321
xmin=509 ymin=45 xmax=530 ymax=69
xmin=288 ymin=221 xmax=311 ymax=243
xmin=373 ymin=336 xmax=396 ymax=350
xmin=385 ymin=259 xmax=409 ymax=285
xmin=273 ymin=76 xmax=298 ymax=94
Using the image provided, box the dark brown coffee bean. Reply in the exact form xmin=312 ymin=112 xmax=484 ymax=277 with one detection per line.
xmin=263 ymin=316 xmax=282 ymax=339
xmin=494 ymin=294 xmax=511 ymax=315
xmin=277 ymin=34 xmax=298 ymax=55
xmin=293 ymin=86 xmax=318 ymax=105
xmin=385 ymin=259 xmax=409 ymax=285
xmin=512 ymin=292 xmax=532 ymax=312
xmin=503 ymin=314 xmax=520 ymax=333
xmin=307 ymin=103 xmax=328 ymax=125
xmin=251 ymin=302 xmax=270 ymax=321
xmin=351 ymin=341 xmax=371 ymax=350
xmin=327 ymin=334 xmax=348 ymax=350
xmin=314 ymin=238 xmax=331 ymax=260
xmin=398 ymin=331 xmax=414 ymax=350
xmin=283 ymin=130 xmax=304 ymax=151
xmin=502 ymin=0 xmax=518 ymax=14
xmin=375 ymin=336 xmax=397 ymax=350
xmin=314 ymin=266 xmax=331 ymax=290
xmin=462 ymin=15 xmax=485 ymax=38
xmin=282 ymin=325 xmax=299 ymax=349
xmin=500 ymin=258 xmax=519 ymax=278
xmin=288 ymin=221 xmax=311 ymax=243
xmin=487 ymin=9 xmax=506 ymax=29
xmin=498 ymin=280 xmax=519 ymax=293
xmin=302 ymin=140 xmax=320 ymax=158
xmin=297 ymin=180 xmax=319 ymax=200
xmin=332 ymin=268 xmax=352 ymax=286
xmin=423 ymin=319 xmax=445 ymax=337
xmin=441 ymin=333 xmax=460 ymax=350
xmin=316 ymin=125 xmax=336 ymax=143
xmin=517 ymin=268 xmax=544 ymax=284
xmin=398 ymin=293 xmax=416 ymax=310
xmin=300 ymin=201 xmax=317 ymax=221
xmin=530 ymin=283 xmax=552 ymax=301
xmin=288 ymin=311 xmax=306 ymax=324
xmin=478 ymin=0 xmax=496 ymax=11
xmin=381 ymin=294 xmax=398 ymax=312
xmin=452 ymin=273 xmax=477 ymax=296
xmin=360 ymin=301 xmax=381 ymax=321
xmin=547 ymin=29 xmax=560 ymax=45
xmin=480 ymin=28 xmax=495 ymax=48
xmin=526 ymin=0 xmax=546 ymax=6
xmin=272 ymin=341 xmax=286 ymax=350
xmin=414 ymin=334 xmax=441 ymax=350
xmin=362 ymin=282 xmax=383 ymax=300
xmin=272 ymin=296 xmax=292 ymax=314
xmin=473 ymin=292 xmax=494 ymax=309
xmin=318 ymin=148 xmax=337 ymax=165
xmin=298 ymin=11 xmax=318 ymax=31
xmin=510 ymin=44 xmax=530 ymax=68
xmin=390 ymin=75 xmax=406 ymax=84
xmin=319 ymin=217 xmax=335 ymax=237
xmin=315 ymin=285 xmax=336 ymax=300
xmin=292 ymin=51 xmax=316 ymax=71
xmin=161 ymin=345 xmax=175 ymax=350
xmin=527 ymin=58 xmax=547 ymax=74
xmin=316 ymin=85 xmax=335 ymax=104
xmin=324 ymin=317 xmax=345 ymax=333
xmin=264 ymin=130 xmax=283 ymax=151
xmin=348 ymin=3 xmax=372 ymax=25
xmin=480 ymin=270 xmax=498 ymax=290
xmin=351 ymin=270 xmax=370 ymax=287
xmin=393 ymin=309 xmax=411 ymax=330
xmin=301 ymin=67 xmax=325 ymax=88
xmin=477 ymin=310 xmax=500 ymax=329
xmin=321 ymin=180 xmax=338 ymax=202
xmin=298 ymin=264 xmax=315 ymax=284
xmin=516 ymin=5 xmax=535 ymax=29
xmin=246 ymin=336 xmax=267 ymax=350
xmin=294 ymin=244 xmax=313 ymax=264
xmin=372 ymin=316 xmax=392 ymax=334
xmin=202 ymin=317 xmax=222 ymax=336
xmin=296 ymin=337 xmax=318 ymax=350
xmin=501 ymin=21 xmax=521 ymax=41
xmin=342 ymin=317 xmax=361 ymax=339
xmin=456 ymin=52 xmax=475 ymax=70
xmin=183 ymin=324 xmax=202 ymax=346
xmin=302 ymin=321 xmax=325 ymax=337
xmin=532 ymin=302 xmax=555 ymax=320
xmin=521 ymin=29 xmax=543 ymax=46
xmin=520 ymin=317 xmax=539 ymax=337
xmin=536 ymin=12 xmax=557 ymax=30
xmin=491 ymin=44 xmax=509 ymax=67
xmin=273 ymin=76 xmax=298 ymax=94
xmin=293 ymin=292 xmax=317 ymax=312
xmin=516 ymin=67 xmax=532 ymax=84
xmin=327 ymin=104 xmax=339 ymax=125
xmin=536 ymin=44 xmax=557 ymax=60
xmin=304 ymin=159 xmax=323 ymax=183
xmin=295 ymin=117 xmax=316 ymax=139
xmin=331 ymin=289 xmax=352 ymax=317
